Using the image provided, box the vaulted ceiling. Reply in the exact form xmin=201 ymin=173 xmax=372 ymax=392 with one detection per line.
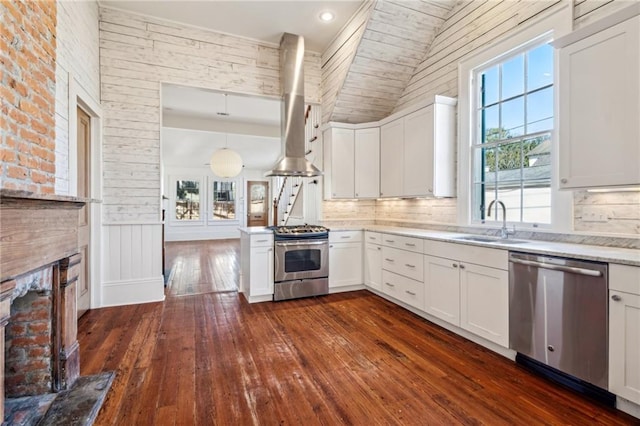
xmin=323 ymin=0 xmax=458 ymax=124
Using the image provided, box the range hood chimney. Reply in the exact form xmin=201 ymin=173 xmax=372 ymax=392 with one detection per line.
xmin=265 ymin=33 xmax=322 ymax=177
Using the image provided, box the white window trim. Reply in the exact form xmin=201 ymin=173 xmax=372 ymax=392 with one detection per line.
xmin=457 ymin=3 xmax=573 ymax=232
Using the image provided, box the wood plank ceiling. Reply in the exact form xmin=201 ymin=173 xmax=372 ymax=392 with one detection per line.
xmin=325 ymin=0 xmax=458 ymax=124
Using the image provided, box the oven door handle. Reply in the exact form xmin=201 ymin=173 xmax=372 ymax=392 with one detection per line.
xmin=275 ymin=240 xmax=328 ymax=247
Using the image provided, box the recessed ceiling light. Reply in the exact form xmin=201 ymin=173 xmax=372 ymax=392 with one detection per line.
xmin=319 ymin=11 xmax=335 ymax=22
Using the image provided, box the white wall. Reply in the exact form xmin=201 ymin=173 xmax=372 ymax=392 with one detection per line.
xmin=98 ymin=6 xmax=322 ymax=305
xmin=54 ymin=1 xmax=100 ymax=195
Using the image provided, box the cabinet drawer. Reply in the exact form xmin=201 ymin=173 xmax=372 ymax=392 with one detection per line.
xmin=250 ymin=234 xmax=273 ymax=247
xmin=424 ymin=240 xmax=507 ymax=270
xmin=329 ymin=230 xmax=363 ymax=243
xmin=610 ymin=264 xmax=640 ymax=294
xmin=381 ymin=234 xmax=423 ymax=253
xmin=382 ymin=247 xmax=423 ymax=281
xmin=382 ymin=270 xmax=424 ymax=310
xmin=364 ymin=231 xmax=381 ymax=244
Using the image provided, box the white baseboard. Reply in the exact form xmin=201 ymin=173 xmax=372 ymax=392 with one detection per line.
xmin=329 ymin=284 xmax=366 ymax=294
xmin=617 ymin=397 xmax=640 ymax=420
xmin=102 ymin=276 xmax=165 ymax=307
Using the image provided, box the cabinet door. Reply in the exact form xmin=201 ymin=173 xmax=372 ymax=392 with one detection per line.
xmin=249 ymin=245 xmax=273 ymax=296
xmin=380 ymin=119 xmax=404 ymax=197
xmin=404 ymin=106 xmax=434 ymax=197
xmin=609 ymin=290 xmax=640 ymax=404
xmin=424 ymin=255 xmax=460 ymax=326
xmin=354 ymin=127 xmax=380 ymax=198
xmin=329 ymin=242 xmax=363 ymax=288
xmin=460 ymin=263 xmax=509 ymax=347
xmin=364 ymin=243 xmax=382 ymax=291
xmin=330 ymin=128 xmax=356 ymax=198
xmin=559 ymin=16 xmax=640 ymax=188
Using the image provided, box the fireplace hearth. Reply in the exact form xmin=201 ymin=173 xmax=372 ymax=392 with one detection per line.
xmin=0 ymin=189 xmax=110 ymax=423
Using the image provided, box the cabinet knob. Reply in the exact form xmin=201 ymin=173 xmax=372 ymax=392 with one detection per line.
xmin=611 ymin=294 xmax=622 ymax=302
xmin=329 ymin=245 xmax=334 ymax=248
xmin=453 ymin=263 xmax=458 ymax=268
xmin=547 ymin=345 xmax=555 ymax=352
xmin=355 ymin=193 xmax=359 ymax=197
xmin=428 ymin=188 xmax=433 ymax=193
xmin=459 ymin=264 xmax=465 ymax=269
xmin=560 ymin=178 xmax=568 ymax=184
xmin=377 ymin=247 xmax=381 ymax=251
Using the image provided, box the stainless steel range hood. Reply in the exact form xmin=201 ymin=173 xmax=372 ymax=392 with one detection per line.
xmin=265 ymin=33 xmax=322 ymax=177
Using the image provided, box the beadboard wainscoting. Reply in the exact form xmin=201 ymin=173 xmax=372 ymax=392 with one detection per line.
xmin=102 ymin=223 xmax=164 ymax=307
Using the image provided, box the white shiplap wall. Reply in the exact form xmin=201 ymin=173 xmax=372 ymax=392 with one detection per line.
xmin=54 ymin=1 xmax=100 ymax=195
xmin=322 ymin=0 xmax=639 ymax=236
xmin=100 ymin=7 xmax=321 ymax=223
xmin=98 ymin=7 xmax=322 ymax=305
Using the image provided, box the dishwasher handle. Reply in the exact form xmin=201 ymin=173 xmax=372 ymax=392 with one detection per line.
xmin=509 ymin=257 xmax=603 ymax=277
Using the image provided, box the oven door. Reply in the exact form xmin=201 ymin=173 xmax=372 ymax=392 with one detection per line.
xmin=274 ymin=239 xmax=328 ymax=282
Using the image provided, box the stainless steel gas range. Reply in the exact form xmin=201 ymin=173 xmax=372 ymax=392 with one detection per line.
xmin=268 ymin=225 xmax=329 ymax=301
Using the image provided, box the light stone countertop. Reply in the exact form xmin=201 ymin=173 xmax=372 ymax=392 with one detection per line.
xmin=329 ymin=225 xmax=640 ymax=267
xmin=238 ymin=225 xmax=639 ymax=266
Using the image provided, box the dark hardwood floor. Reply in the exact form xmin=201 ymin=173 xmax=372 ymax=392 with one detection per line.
xmin=164 ymin=240 xmax=239 ymax=296
xmin=78 ymin=240 xmax=637 ymax=425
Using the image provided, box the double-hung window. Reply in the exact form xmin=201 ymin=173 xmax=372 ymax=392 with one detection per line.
xmin=459 ymin=6 xmax=571 ymax=230
xmin=472 ymin=41 xmax=554 ymax=226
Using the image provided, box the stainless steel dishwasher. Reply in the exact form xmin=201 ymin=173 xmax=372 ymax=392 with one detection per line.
xmin=509 ymin=252 xmax=612 ymax=403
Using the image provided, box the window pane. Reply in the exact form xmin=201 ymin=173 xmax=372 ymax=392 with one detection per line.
xmin=496 ymin=187 xmax=522 ymax=223
xmin=481 ymin=66 xmax=499 ymax=106
xmin=522 ymin=182 xmax=551 ymax=224
xmin=526 ymin=86 xmax=553 ymax=133
xmin=527 ymin=43 xmax=553 ymax=91
xmin=212 ymin=181 xmax=236 ymax=220
xmin=480 ymin=105 xmax=500 ymax=143
xmin=501 ymin=54 xmax=524 ymax=99
xmin=176 ymin=180 xmax=200 ymax=220
xmin=523 ymin=135 xmax=551 ymax=180
xmin=501 ymin=96 xmax=525 ymax=137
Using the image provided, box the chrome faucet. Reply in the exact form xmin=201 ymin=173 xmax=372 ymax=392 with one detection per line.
xmin=487 ymin=200 xmax=514 ymax=239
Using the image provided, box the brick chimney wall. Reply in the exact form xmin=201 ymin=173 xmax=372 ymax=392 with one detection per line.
xmin=0 ymin=0 xmax=57 ymax=195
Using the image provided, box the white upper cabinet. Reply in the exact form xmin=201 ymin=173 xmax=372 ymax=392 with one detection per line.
xmin=555 ymin=11 xmax=640 ymax=189
xmin=380 ymin=119 xmax=404 ymax=198
xmin=354 ymin=127 xmax=380 ymax=198
xmin=381 ymin=96 xmax=457 ymax=198
xmin=323 ymin=126 xmax=355 ymax=199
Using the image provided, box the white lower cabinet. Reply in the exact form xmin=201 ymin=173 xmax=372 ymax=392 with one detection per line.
xmin=329 ymin=231 xmax=363 ymax=289
xmin=364 ymin=233 xmax=382 ymax=291
xmin=382 ymin=270 xmax=424 ymax=310
xmin=609 ymin=264 xmax=640 ymax=405
xmin=424 ymin=255 xmax=461 ymax=326
xmin=240 ymin=232 xmax=274 ymax=303
xmin=459 ymin=263 xmax=509 ymax=347
xmin=423 ymin=240 xmax=509 ymax=347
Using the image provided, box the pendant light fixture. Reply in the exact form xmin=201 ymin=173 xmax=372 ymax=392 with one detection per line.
xmin=210 ymin=93 xmax=243 ymax=178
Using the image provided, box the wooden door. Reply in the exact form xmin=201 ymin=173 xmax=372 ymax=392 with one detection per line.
xmin=246 ymin=181 xmax=269 ymax=227
xmin=77 ymin=107 xmax=91 ymax=318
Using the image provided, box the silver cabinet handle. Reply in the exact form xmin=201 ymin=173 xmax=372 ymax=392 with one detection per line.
xmin=405 ymin=243 xmax=416 ymax=247
xmin=340 ymin=236 xmax=350 ymax=239
xmin=268 ymin=248 xmax=272 ymax=251
xmin=385 ymin=258 xmax=394 ymax=262
xmin=405 ymin=264 xmax=416 ymax=268
xmin=385 ymin=282 xmax=395 ymax=287
xmin=329 ymin=245 xmax=334 ymax=248
xmin=406 ymin=290 xmax=416 ymax=296
xmin=385 ymin=240 xmax=395 ymax=243
xmin=369 ymin=236 xmax=376 ymax=240
xmin=256 ymin=239 xmax=269 ymax=243
xmin=510 ymin=257 xmax=602 ymax=277
xmin=561 ymin=178 xmax=568 ymax=184
xmin=611 ymin=294 xmax=622 ymax=302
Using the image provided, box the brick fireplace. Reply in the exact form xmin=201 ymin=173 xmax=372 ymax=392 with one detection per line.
xmin=0 ymin=191 xmax=84 ymax=420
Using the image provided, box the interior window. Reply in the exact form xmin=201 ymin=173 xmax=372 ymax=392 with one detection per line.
xmin=472 ymin=42 xmax=553 ymax=226
xmin=211 ymin=180 xmax=236 ymax=220
xmin=175 ymin=179 xmax=201 ymax=220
